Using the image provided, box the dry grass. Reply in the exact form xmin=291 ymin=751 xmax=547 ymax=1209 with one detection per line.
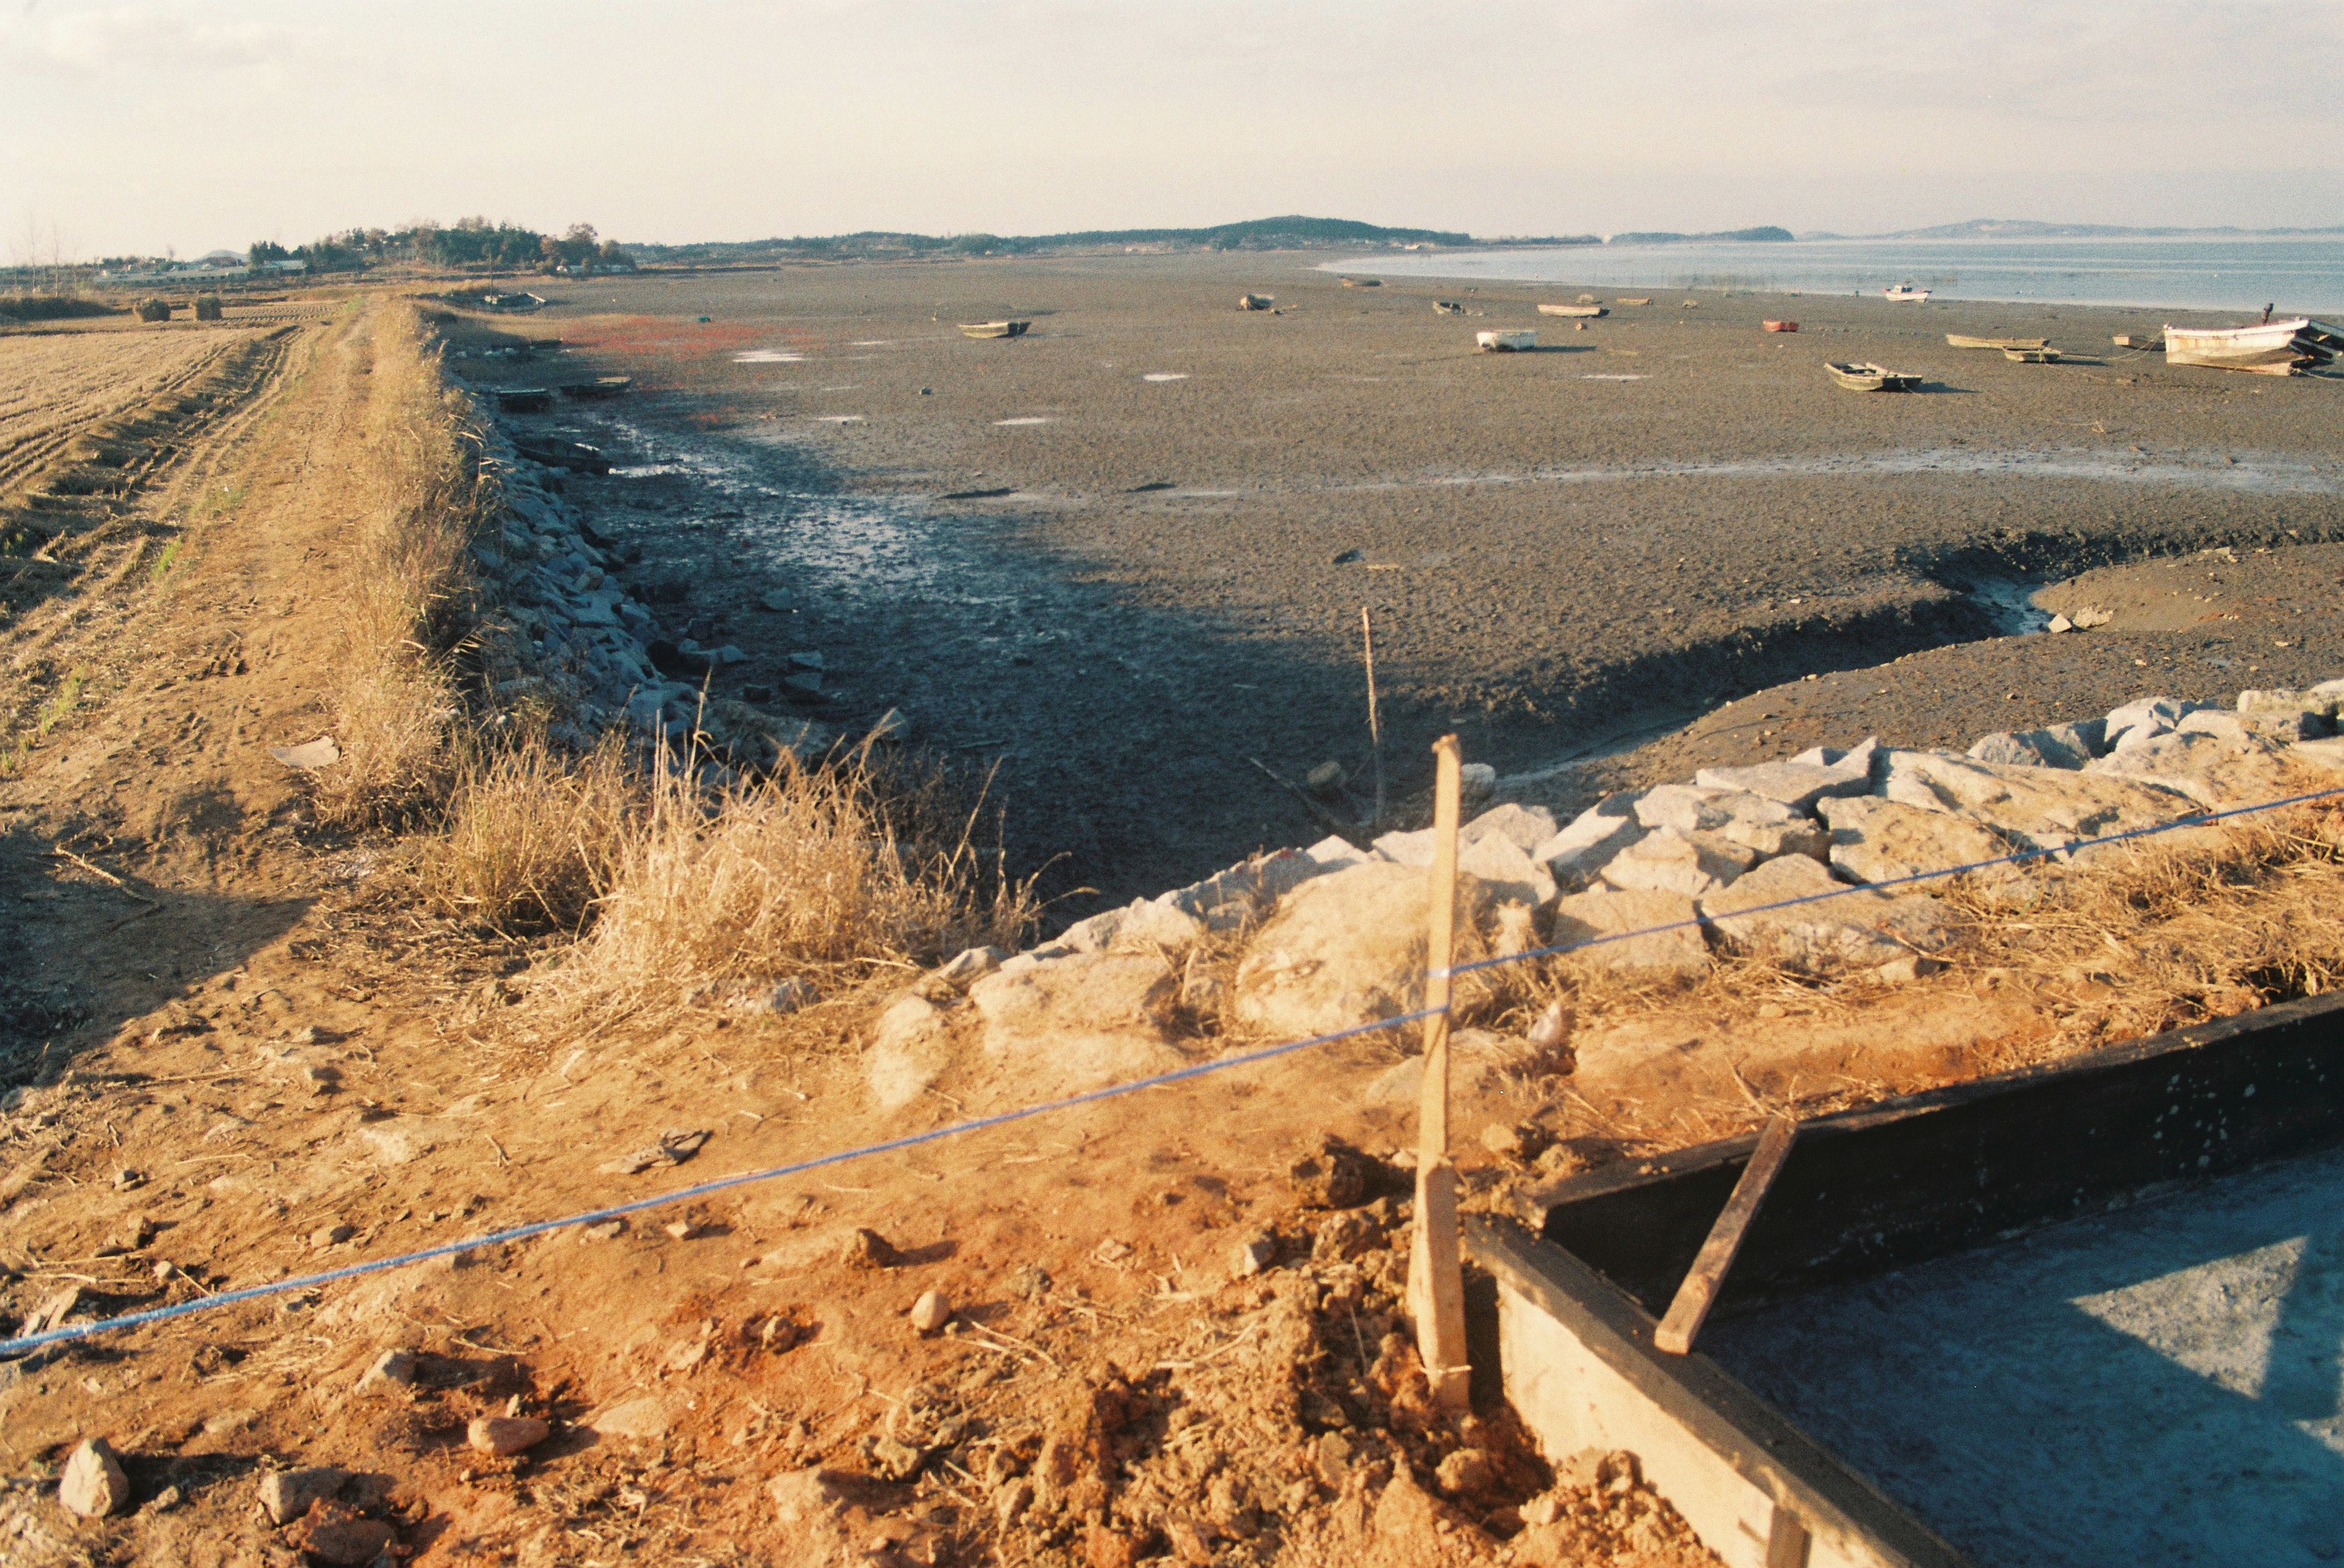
xmin=420 ymin=727 xmax=632 ymax=931
xmin=563 ymin=740 xmax=1035 ymax=1010
xmin=310 ymin=303 xmax=491 ymax=828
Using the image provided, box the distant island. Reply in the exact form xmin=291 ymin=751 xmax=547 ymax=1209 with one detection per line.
xmin=626 ymin=216 xmax=1571 ymax=265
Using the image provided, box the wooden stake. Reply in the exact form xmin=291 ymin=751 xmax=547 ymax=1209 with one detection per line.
xmin=1653 ymin=1115 xmax=1800 ymax=1355
xmin=1408 ymin=733 xmax=1471 ymax=1411
xmin=1361 ymin=606 xmax=1386 ymax=829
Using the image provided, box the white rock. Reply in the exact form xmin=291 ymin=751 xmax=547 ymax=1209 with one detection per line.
xmin=1545 ymin=889 xmax=1711 ymax=978
xmin=1457 ymin=832 xmax=1556 ymax=907
xmin=1529 ymin=801 xmax=1645 ymax=892
xmin=1697 ymin=743 xmax=1875 ymax=812
xmin=59 ymin=1439 xmax=129 ymax=1518
xmin=1158 ymin=848 xmax=1330 ymax=931
xmin=1700 ymin=854 xmax=1950 ymax=973
xmin=1820 ymin=795 xmax=2020 ymax=885
xmin=1461 ymin=802 xmax=1558 ymax=854
xmin=1595 ymin=827 xmax=1757 ymax=897
xmin=934 ymin=946 xmax=1006 ymax=986
xmin=1371 ymin=827 xmax=1435 ymax=866
xmin=1639 ymin=784 xmax=1825 ymax=861
xmin=2293 ymin=737 xmax=2344 ymax=772
xmin=909 ymin=1290 xmax=951 ymax=1334
xmin=1059 ymin=897 xmax=1209 ymax=957
xmin=587 ymin=1396 xmax=670 ymax=1441
xmin=867 ymin=996 xmax=952 ymax=1110
xmin=1876 ymin=748 xmax=2198 ymax=853
xmin=2239 ymin=687 xmax=2340 ymax=721
xmin=2086 ymin=728 xmax=2307 ymax=810
xmin=2102 ymin=695 xmax=2209 ymax=752
xmin=967 ymin=953 xmax=1187 ymax=1095
xmin=1233 ymin=861 xmax=1493 ymax=1038
xmin=1304 ymin=834 xmax=1375 ymax=870
xmin=258 ymin=1466 xmax=347 ymax=1525
xmin=1968 ymin=728 xmax=2092 ymax=770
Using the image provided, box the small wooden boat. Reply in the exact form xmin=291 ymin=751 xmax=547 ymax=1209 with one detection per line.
xmin=511 ymin=436 xmax=611 ymax=474
xmin=1946 ymin=334 xmax=2047 ymax=351
xmin=1827 ymin=361 xmax=1920 ymax=392
xmin=2111 ymin=333 xmax=2162 ymax=351
xmin=1763 ymin=320 xmax=1798 ymax=333
xmin=2002 ymin=347 xmax=2063 ymax=363
xmin=1432 ymin=301 xmax=1467 ymax=316
xmin=1883 ymin=283 xmax=1931 ymax=302
xmin=1341 ymin=278 xmax=1381 ymax=287
xmin=1538 ymin=303 xmax=1607 ymax=318
xmin=1477 ymin=330 xmax=1537 ymax=352
xmin=560 ymin=375 xmax=634 ymax=399
xmin=2164 ymin=317 xmax=2321 ymax=375
xmin=958 ymin=320 xmax=1030 ymax=339
xmin=1236 ymin=294 xmax=1274 ymax=311
xmin=494 ymin=387 xmax=554 ymax=413
xmin=1614 ymin=296 xmax=1652 ymax=306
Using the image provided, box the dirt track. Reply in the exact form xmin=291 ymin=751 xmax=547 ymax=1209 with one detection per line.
xmin=471 ymin=253 xmax=2344 ymax=909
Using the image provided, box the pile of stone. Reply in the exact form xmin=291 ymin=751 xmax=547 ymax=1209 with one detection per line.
xmin=468 ymin=431 xmax=831 ymax=770
xmin=872 ymin=680 xmax=2344 ymax=1109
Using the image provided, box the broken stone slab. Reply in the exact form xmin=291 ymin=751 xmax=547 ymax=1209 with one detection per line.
xmin=966 ymin=953 xmax=1189 ymax=1096
xmin=1457 ymin=832 xmax=1556 ymax=907
xmin=2239 ymin=687 xmax=2341 ymax=724
xmin=1698 ymin=741 xmax=1877 ymax=812
xmin=1374 ymin=802 xmax=1559 ymax=868
xmin=1545 ymin=889 xmax=1711 ymax=979
xmin=1967 ymin=727 xmax=2093 ymax=771
xmin=1700 ymin=854 xmax=1951 ymax=973
xmin=1057 ymin=897 xmax=1209 ymax=957
xmin=2179 ymin=708 xmax=2321 ymax=746
xmin=1594 ymin=826 xmax=1758 ymax=897
xmin=59 ymin=1438 xmax=130 ymax=1518
xmin=2086 ymin=728 xmax=2308 ymax=810
xmin=1233 ymin=861 xmax=1496 ymax=1038
xmin=1529 ymin=799 xmax=1646 ymax=892
xmin=2102 ymin=695 xmax=2211 ymax=752
xmin=266 ymin=736 xmax=341 ymax=771
xmin=1636 ymin=784 xmax=1826 ymax=861
xmin=2292 ymin=737 xmax=2344 ymax=772
xmin=1303 ymin=834 xmax=1376 ymax=872
xmin=1820 ymin=795 xmax=2021 ymax=886
xmin=867 ymin=996 xmax=952 ymax=1111
xmin=355 ymin=1349 xmax=418 ymax=1394
xmin=1876 ymin=748 xmax=2199 ymax=854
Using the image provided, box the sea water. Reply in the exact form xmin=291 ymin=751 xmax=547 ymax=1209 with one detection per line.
xmin=1328 ymin=235 xmax=2344 ymax=316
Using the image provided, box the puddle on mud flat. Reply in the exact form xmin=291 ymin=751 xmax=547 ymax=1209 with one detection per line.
xmin=1143 ymin=373 xmax=1189 ymax=382
xmin=1581 ymin=374 xmax=1648 ymax=381
xmin=809 ymin=415 xmax=866 ymax=424
xmin=993 ymin=417 xmax=1053 ymax=427
xmin=734 ymin=350 xmax=804 ymax=363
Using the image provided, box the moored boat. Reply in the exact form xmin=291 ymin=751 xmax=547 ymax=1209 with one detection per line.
xmin=1614 ymin=296 xmax=1652 ymax=306
xmin=1826 ymin=361 xmax=1920 ymax=392
xmin=1537 ymin=303 xmax=1607 ymax=318
xmin=560 ymin=375 xmax=634 ymax=399
xmin=2002 ymin=347 xmax=2063 ymax=363
xmin=1882 ymin=282 xmax=1931 ymax=302
xmin=1946 ymin=334 xmax=2047 ymax=350
xmin=1477 ymin=330 xmax=1537 ymax=352
xmin=958 ymin=320 xmax=1031 ymax=339
xmin=2164 ymin=317 xmax=2328 ymax=375
xmin=494 ymin=386 xmax=554 ymax=413
xmin=1763 ymin=320 xmax=1798 ymax=333
xmin=1236 ymin=294 xmax=1274 ymax=311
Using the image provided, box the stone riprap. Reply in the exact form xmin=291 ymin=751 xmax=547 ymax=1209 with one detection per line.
xmin=860 ymin=678 xmax=2340 ymax=1108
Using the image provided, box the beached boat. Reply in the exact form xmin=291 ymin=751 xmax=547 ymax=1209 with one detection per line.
xmin=1236 ymin=294 xmax=1274 ymax=311
xmin=958 ymin=319 xmax=1030 ymax=339
xmin=2164 ymin=317 xmax=2340 ymax=375
xmin=1763 ymin=320 xmax=1799 ymax=333
xmin=1614 ymin=296 xmax=1652 ymax=306
xmin=1477 ymin=330 xmax=1537 ymax=352
xmin=2112 ymin=333 xmax=2162 ymax=350
xmin=1946 ymin=334 xmax=2047 ymax=351
xmin=1432 ymin=301 xmax=1467 ymax=316
xmin=1538 ymin=303 xmax=1607 ymax=318
xmin=1882 ymin=283 xmax=1931 ymax=302
xmin=2002 ymin=347 xmax=2063 ymax=363
xmin=494 ymin=386 xmax=554 ymax=413
xmin=560 ymin=375 xmax=634 ymax=399
xmin=1826 ymin=361 xmax=1920 ymax=392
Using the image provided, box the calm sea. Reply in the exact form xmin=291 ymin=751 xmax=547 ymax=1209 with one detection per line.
xmin=1326 ymin=236 xmax=2344 ymax=317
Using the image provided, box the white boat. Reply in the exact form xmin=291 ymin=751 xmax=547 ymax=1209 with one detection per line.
xmin=2163 ymin=317 xmax=2331 ymax=376
xmin=1883 ymin=283 xmax=1931 ymax=303
xmin=1477 ymin=330 xmax=1537 ymax=352
xmin=1538 ymin=303 xmax=1607 ymax=318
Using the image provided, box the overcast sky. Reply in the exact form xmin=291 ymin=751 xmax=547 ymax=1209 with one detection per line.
xmin=4 ymin=0 xmax=2339 ymax=260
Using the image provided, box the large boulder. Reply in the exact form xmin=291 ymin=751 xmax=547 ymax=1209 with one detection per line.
xmin=1635 ymin=784 xmax=1825 ymax=861
xmin=1233 ymin=861 xmax=1495 ymax=1039
xmin=1374 ymin=802 xmax=1558 ymax=867
xmin=1155 ymin=848 xmax=1333 ymax=932
xmin=1820 ymin=795 xmax=2021 ymax=885
xmin=1594 ymin=827 xmax=1757 ymax=897
xmin=2085 ymin=727 xmax=2309 ymax=810
xmin=2239 ymin=687 xmax=2340 ymax=726
xmin=2102 ymin=696 xmax=2211 ymax=752
xmin=1529 ymin=798 xmax=1646 ymax=892
xmin=1876 ymin=749 xmax=2198 ymax=853
xmin=1545 ymin=889 xmax=1710 ymax=979
xmin=1057 ymin=897 xmax=1209 ymax=957
xmin=1967 ymin=726 xmax=2093 ymax=771
xmin=1699 ymin=854 xmax=1950 ymax=973
xmin=1457 ymin=832 xmax=1556 ymax=907
xmin=967 ymin=954 xmax=1187 ymax=1096
xmin=867 ymin=996 xmax=953 ymax=1110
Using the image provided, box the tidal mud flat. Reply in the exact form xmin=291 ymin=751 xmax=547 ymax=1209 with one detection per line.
xmin=457 ymin=253 xmax=2344 ymax=910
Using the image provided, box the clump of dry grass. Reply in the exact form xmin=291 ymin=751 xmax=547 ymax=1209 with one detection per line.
xmin=311 ymin=303 xmax=492 ymax=828
xmin=421 ymin=728 xmax=632 ymax=931
xmin=567 ymin=740 xmax=1035 ymax=1008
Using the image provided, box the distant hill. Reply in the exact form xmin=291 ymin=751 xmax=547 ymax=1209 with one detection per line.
xmin=628 ymin=215 xmax=1502 ymax=265
xmin=1606 ymin=225 xmax=1793 ymax=245
xmin=1864 ymin=217 xmax=2344 ymax=240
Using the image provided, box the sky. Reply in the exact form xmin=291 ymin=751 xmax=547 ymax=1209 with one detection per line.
xmin=3 ymin=0 xmax=2340 ymax=261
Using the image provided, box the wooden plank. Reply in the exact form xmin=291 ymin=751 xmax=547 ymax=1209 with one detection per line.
xmin=1767 ymin=1503 xmax=1814 ymax=1568
xmin=1654 ymin=1116 xmax=1800 ymax=1355
xmin=1408 ymin=733 xmax=1471 ymax=1411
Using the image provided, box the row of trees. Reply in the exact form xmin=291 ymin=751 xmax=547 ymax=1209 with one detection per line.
xmin=247 ymin=221 xmax=633 ymax=275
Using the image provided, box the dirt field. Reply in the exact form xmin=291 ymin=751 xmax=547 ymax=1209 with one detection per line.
xmin=461 ymin=253 xmax=2344 ymax=908
xmin=3 ymin=280 xmax=2342 ymax=1568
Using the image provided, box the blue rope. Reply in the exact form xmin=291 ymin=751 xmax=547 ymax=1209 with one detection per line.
xmin=7 ymin=778 xmax=2340 ymax=1359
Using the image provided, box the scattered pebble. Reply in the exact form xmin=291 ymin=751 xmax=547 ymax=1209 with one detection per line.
xmin=842 ymin=1227 xmax=900 ymax=1269
xmin=58 ymin=1438 xmax=129 ymax=1518
xmin=466 ymin=1415 xmax=551 ymax=1456
xmin=909 ymin=1290 xmax=951 ymax=1334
